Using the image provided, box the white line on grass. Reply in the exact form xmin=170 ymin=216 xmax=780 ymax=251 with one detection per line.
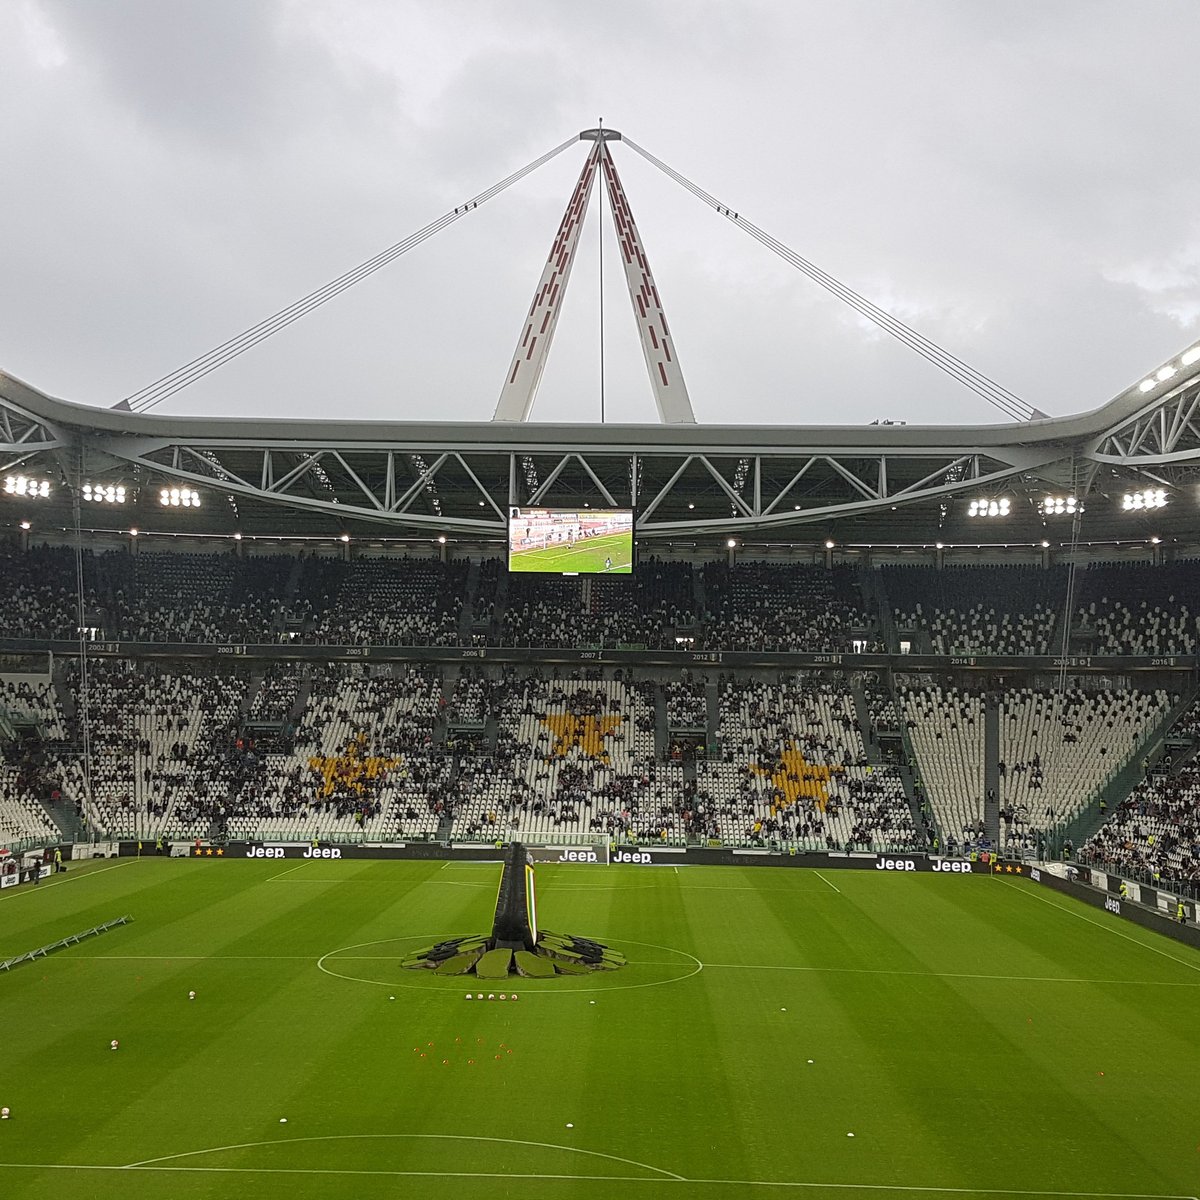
xmin=694 ymin=961 xmax=1200 ymax=988
xmin=266 ymin=863 xmax=306 ymax=882
xmin=126 ymin=1132 xmax=684 ymax=1178
xmin=999 ymin=878 xmax=1200 ymax=976
xmin=117 ymin=1135 xmax=1200 ymax=1198
xmin=813 ymin=871 xmax=841 ymax=894
xmin=0 ymin=858 xmax=138 ymax=901
xmin=0 ymin=1163 xmax=1190 ymax=1199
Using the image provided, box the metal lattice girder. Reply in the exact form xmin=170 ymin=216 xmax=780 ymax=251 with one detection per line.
xmin=0 ymin=391 xmax=65 ymax=473
xmin=7 ymin=350 xmax=1200 ymax=543
xmin=1087 ymin=375 xmax=1200 ymax=466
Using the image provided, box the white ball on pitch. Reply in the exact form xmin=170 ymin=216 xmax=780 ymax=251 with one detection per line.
xmin=499 ymin=994 xmax=507 ymax=1001
xmin=280 ymin=1117 xmax=287 ymax=1124
xmin=1 ymin=1107 xmax=9 ymax=1119
xmin=465 ymin=993 xmax=473 ymax=1000
xmin=188 ymin=991 xmax=196 ymax=1000
xmin=488 ymin=993 xmax=495 ymax=1000
xmin=511 ymin=993 xmax=519 ymax=1000
xmin=110 ymin=1039 xmax=119 ymax=1050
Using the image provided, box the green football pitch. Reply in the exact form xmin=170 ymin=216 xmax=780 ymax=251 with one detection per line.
xmin=2 ymin=858 xmax=1198 ymax=1200
xmin=508 ymin=532 xmax=632 ymax=573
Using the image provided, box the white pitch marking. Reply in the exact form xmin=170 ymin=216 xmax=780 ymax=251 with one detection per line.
xmin=125 ymin=1131 xmax=685 ymax=1180
xmin=317 ymin=935 xmax=703 ymax=994
xmin=265 ymin=863 xmax=307 ymax=882
xmin=693 ymin=962 xmax=1200 ymax=988
xmin=0 ymin=859 xmax=138 ymax=901
xmin=813 ymin=871 xmax=841 ymax=894
xmin=999 ymin=878 xmax=1200 ymax=975
xmin=0 ymin=1163 xmax=1190 ymax=1199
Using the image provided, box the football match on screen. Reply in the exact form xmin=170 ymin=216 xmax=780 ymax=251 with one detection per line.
xmin=507 ymin=507 xmax=634 ymax=575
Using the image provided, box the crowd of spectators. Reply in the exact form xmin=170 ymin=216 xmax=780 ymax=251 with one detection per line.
xmin=698 ymin=563 xmax=868 ymax=652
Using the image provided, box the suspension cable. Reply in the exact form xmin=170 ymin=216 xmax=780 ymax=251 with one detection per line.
xmin=120 ymin=135 xmax=581 ymax=413
xmin=623 ymin=137 xmax=1040 ymax=423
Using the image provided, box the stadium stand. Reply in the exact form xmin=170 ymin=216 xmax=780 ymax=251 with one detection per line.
xmin=304 ymin=556 xmax=467 ymax=645
xmin=705 ymin=677 xmax=916 ymax=849
xmin=450 ymin=673 xmax=662 ymax=842
xmin=698 ymin=563 xmax=870 ymax=652
xmin=224 ymin=665 xmax=444 ymax=842
xmin=1083 ymin=758 xmax=1200 ymax=891
xmin=1073 ymin=561 xmax=1200 ymax=655
xmin=901 ymin=685 xmax=986 ymax=845
xmin=3 ymin=538 xmax=1200 ymax=869
xmin=997 ymin=688 xmax=1173 ymax=841
xmin=57 ymin=661 xmax=246 ymax=839
xmin=885 ymin=565 xmax=1065 ymax=655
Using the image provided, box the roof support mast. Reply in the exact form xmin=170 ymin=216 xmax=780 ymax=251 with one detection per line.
xmin=493 ymin=129 xmax=695 ymax=424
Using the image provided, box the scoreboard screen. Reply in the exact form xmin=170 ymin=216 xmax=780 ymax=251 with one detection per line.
xmin=507 ymin=507 xmax=634 ymax=575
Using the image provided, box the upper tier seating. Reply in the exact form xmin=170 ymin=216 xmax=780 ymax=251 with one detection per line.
xmin=700 ymin=564 xmax=869 ymax=652
xmin=886 ymin=565 xmax=1065 ymax=655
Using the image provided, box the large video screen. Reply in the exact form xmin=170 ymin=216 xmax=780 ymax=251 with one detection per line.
xmin=508 ymin=507 xmax=634 ymax=574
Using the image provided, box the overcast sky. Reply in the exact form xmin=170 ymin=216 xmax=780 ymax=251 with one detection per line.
xmin=2 ymin=0 xmax=1199 ymax=428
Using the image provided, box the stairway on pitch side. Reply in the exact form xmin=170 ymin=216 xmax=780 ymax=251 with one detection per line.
xmin=849 ymin=678 xmax=882 ymax=765
xmin=984 ymin=693 xmax=1000 ymax=847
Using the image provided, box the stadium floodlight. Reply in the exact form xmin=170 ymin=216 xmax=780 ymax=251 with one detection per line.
xmin=437 ymin=535 xmax=447 ymax=544
xmin=1041 ymin=540 xmax=1050 ymax=548
xmin=159 ymin=487 xmax=201 ymax=508
xmin=1155 ymin=366 xmax=1176 ymax=382
xmin=4 ymin=474 xmax=51 ymax=498
xmin=967 ymin=497 xmax=1010 ymax=517
xmin=1122 ymin=488 xmax=1167 ymax=511
xmin=233 ymin=532 xmax=242 ymax=541
xmin=726 ymin=538 xmax=737 ymax=548
xmin=19 ymin=520 xmax=31 ymax=530
xmin=1138 ymin=379 xmax=1157 ymax=392
xmin=129 ymin=527 xmax=138 ymax=537
xmin=935 ymin=542 xmax=944 ymax=550
xmin=82 ymin=483 xmax=126 ymax=504
xmin=1039 ymin=495 xmax=1078 ymax=516
xmin=340 ymin=533 xmax=350 ymax=542
xmin=1182 ymin=346 xmax=1200 ymax=366
xmin=1150 ymin=536 xmax=1161 ymax=544
xmin=824 ymin=539 xmax=835 ymax=549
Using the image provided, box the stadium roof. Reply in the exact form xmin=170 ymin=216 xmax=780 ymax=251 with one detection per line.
xmin=4 ymin=338 xmax=1200 ymax=551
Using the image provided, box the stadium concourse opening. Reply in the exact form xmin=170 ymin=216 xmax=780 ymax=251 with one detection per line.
xmin=401 ymin=842 xmax=625 ymax=979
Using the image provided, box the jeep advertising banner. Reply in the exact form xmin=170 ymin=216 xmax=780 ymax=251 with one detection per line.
xmin=526 ymin=845 xmax=610 ymax=865
xmin=128 ymin=840 xmax=991 ymax=874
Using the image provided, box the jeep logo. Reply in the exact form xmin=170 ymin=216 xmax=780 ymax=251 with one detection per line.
xmin=303 ymin=847 xmax=342 ymax=859
xmin=612 ymin=850 xmax=652 ymax=864
xmin=930 ymin=859 xmax=971 ymax=873
xmin=557 ymin=850 xmax=598 ymax=863
xmin=875 ymin=857 xmax=916 ymax=871
xmin=1104 ymin=897 xmax=1121 ymax=915
xmin=1030 ymin=868 xmax=1041 ymax=882
xmin=246 ymin=847 xmax=284 ymax=858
